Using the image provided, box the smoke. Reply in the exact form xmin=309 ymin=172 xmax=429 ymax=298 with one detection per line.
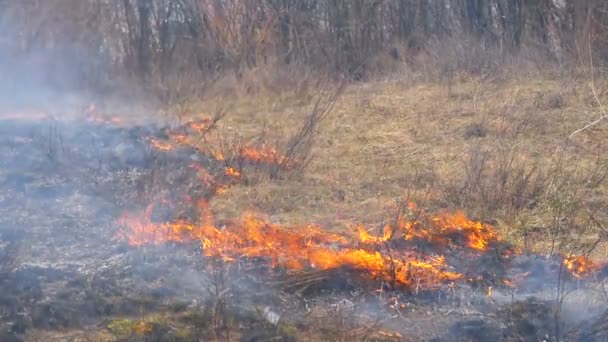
xmin=0 ymin=7 xmax=118 ymax=117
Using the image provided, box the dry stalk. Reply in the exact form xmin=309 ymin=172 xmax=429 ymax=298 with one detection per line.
xmin=569 ymin=38 xmax=608 ymax=140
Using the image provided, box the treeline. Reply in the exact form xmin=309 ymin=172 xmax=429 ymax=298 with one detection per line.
xmin=1 ymin=0 xmax=608 ymax=94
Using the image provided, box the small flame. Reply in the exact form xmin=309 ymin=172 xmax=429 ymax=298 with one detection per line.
xmin=564 ymin=254 xmax=597 ymax=278
xmin=148 ymin=138 xmax=175 ymax=151
xmin=187 ymin=118 xmax=213 ymax=133
xmin=84 ymin=103 xmax=124 ymax=125
xmin=240 ymin=144 xmax=285 ymax=165
xmin=145 ymin=122 xmax=290 ymax=172
xmin=211 ymin=150 xmax=225 ymax=161
xmin=357 ymin=225 xmax=392 ymax=244
xmin=225 ymin=167 xmax=241 ymax=178
xmin=215 ymin=184 xmax=229 ymax=194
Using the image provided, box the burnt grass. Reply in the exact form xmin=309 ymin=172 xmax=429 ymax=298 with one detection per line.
xmin=0 ymin=118 xmax=607 ymax=341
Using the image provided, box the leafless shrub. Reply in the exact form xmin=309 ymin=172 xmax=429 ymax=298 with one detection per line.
xmin=534 ymin=92 xmax=565 ymax=110
xmin=543 ymin=192 xmax=608 ymax=340
xmin=213 ymin=79 xmax=344 ymax=182
xmin=205 ymin=260 xmax=232 ymax=342
xmin=448 ymin=146 xmax=548 ymax=218
xmin=269 ymin=80 xmax=345 ymax=179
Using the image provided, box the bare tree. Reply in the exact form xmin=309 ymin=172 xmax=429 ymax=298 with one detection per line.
xmin=3 ymin=0 xmax=608 ymax=92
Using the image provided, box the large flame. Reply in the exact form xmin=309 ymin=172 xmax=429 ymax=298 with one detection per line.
xmin=117 ymin=200 xmax=510 ymax=290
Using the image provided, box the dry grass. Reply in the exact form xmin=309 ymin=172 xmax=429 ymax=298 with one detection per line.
xmin=174 ymin=71 xmax=608 ymax=254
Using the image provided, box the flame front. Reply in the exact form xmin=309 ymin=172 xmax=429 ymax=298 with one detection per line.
xmin=117 ymin=200 xmax=493 ymax=291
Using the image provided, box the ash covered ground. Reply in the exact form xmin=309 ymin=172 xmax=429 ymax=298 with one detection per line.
xmin=0 ymin=116 xmax=607 ymax=341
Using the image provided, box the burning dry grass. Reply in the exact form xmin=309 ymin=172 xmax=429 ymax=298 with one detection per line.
xmin=117 ymin=198 xmax=474 ymax=291
xmin=174 ymin=72 xmax=608 ymax=258
xmin=115 ymin=112 xmax=604 ymax=295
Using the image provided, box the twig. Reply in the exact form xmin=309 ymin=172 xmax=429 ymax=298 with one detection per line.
xmin=569 ymin=38 xmax=608 ymax=140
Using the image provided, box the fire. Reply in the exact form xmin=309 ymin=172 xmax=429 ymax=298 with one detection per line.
xmin=86 ymin=115 xmax=124 ymax=125
xmin=564 ymin=254 xmax=597 ymax=279
xmin=211 ymin=150 xmax=225 ymax=161
xmin=357 ymin=225 xmax=392 ymax=244
xmin=370 ymin=212 xmax=498 ymax=252
xmin=148 ymin=138 xmax=175 ymax=151
xmin=146 ymin=120 xmax=290 ymax=169
xmin=428 ymin=212 xmax=496 ymax=251
xmin=116 ymin=204 xmax=196 ymax=246
xmin=240 ymin=144 xmax=285 ymax=165
xmin=187 ymin=118 xmax=213 ymax=133
xmin=117 ymin=197 xmax=604 ymax=290
xmin=169 ymin=132 xmax=188 ymax=144
xmin=116 ymin=120 xmax=604 ymax=294
xmin=224 ymin=167 xmax=241 ymax=178
xmin=117 ymin=200 xmax=473 ymax=291
xmin=215 ymin=184 xmax=229 ymax=194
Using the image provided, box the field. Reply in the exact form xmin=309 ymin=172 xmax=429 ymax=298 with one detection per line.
xmin=2 ymin=70 xmax=608 ymax=341
xmin=4 ymin=1 xmax=608 ymax=340
xmin=180 ymin=71 xmax=608 ymax=254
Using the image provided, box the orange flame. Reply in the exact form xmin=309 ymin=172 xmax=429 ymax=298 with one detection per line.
xmin=148 ymin=138 xmax=175 ymax=151
xmin=84 ymin=103 xmax=125 ymax=125
xmin=564 ymin=254 xmax=597 ymax=279
xmin=187 ymin=118 xmax=213 ymax=133
xmin=146 ymin=122 xmax=290 ymax=171
xmin=240 ymin=144 xmax=285 ymax=165
xmin=373 ymin=212 xmax=498 ymax=252
xmin=224 ymin=167 xmax=241 ymax=178
xmin=117 ymin=200 xmax=604 ymax=289
xmin=116 ymin=201 xmax=473 ymax=291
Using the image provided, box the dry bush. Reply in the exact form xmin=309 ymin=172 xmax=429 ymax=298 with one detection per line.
xmin=272 ymin=81 xmax=345 ymax=177
xmin=213 ymin=79 xmax=344 ymax=182
xmin=447 ymin=146 xmax=548 ymax=219
xmin=204 ymin=261 xmax=232 ymax=342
